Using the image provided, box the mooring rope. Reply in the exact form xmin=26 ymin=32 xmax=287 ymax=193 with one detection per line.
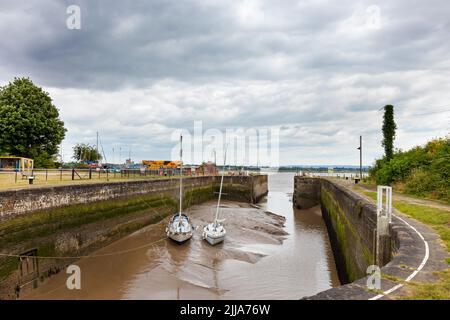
xmin=0 ymin=194 xmax=176 ymax=260
xmin=0 ymin=237 xmax=167 ymax=260
xmin=0 ymin=179 xmax=203 ymax=260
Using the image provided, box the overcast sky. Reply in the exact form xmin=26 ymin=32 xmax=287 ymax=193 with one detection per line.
xmin=1 ymin=0 xmax=449 ymax=166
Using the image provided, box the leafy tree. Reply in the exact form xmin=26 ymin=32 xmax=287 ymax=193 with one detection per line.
xmin=382 ymin=104 xmax=397 ymax=161
xmin=0 ymin=77 xmax=66 ymax=167
xmin=72 ymin=143 xmax=102 ymax=162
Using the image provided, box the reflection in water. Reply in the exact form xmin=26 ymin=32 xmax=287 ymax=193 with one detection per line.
xmin=23 ymin=172 xmax=339 ymax=300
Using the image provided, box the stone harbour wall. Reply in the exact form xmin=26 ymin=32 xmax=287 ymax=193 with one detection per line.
xmin=0 ymin=175 xmax=267 ymax=219
xmin=0 ymin=175 xmax=268 ymax=299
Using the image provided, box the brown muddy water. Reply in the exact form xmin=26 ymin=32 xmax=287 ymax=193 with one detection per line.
xmin=23 ymin=172 xmax=339 ymax=300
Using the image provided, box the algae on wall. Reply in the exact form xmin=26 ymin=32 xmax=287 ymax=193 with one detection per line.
xmin=184 ymin=186 xmax=215 ymax=208
xmin=0 ymin=193 xmax=179 ymax=296
xmin=320 ymin=186 xmax=373 ymax=283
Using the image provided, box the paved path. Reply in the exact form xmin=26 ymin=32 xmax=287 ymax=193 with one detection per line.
xmin=330 ymin=178 xmax=449 ymax=299
xmin=354 ymin=181 xmax=450 ymax=212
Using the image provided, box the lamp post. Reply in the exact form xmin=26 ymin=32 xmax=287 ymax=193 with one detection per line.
xmin=357 ymin=136 xmax=362 ymax=179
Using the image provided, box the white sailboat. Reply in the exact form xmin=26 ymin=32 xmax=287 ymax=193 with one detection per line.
xmin=166 ymin=135 xmax=193 ymax=244
xmin=202 ymin=146 xmax=227 ymax=245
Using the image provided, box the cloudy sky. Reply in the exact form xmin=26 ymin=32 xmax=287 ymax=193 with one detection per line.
xmin=1 ymin=0 xmax=449 ymax=166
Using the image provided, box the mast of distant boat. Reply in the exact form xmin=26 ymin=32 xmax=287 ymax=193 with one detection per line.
xmin=179 ymin=134 xmax=183 ymax=219
xmin=214 ymin=145 xmax=227 ymax=225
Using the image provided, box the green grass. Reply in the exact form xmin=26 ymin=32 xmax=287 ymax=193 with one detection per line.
xmin=404 ymin=269 xmax=450 ymax=300
xmin=356 ymin=187 xmax=450 ymax=299
xmin=394 ymin=202 xmax=450 ymax=227
xmin=393 ymin=202 xmax=450 ymax=253
xmin=358 ymin=177 xmax=450 ymax=205
xmin=359 ymin=189 xmax=377 ymax=201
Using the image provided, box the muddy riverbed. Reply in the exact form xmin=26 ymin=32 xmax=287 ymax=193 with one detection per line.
xmin=23 ymin=172 xmax=339 ymax=299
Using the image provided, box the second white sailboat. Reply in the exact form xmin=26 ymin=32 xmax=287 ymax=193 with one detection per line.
xmin=202 ymin=146 xmax=227 ymax=245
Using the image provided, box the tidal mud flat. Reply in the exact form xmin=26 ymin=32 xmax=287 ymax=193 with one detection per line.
xmin=22 ymin=200 xmax=288 ymax=300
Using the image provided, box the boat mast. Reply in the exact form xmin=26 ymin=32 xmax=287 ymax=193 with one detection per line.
xmin=214 ymin=145 xmax=227 ymax=224
xmin=179 ymin=134 xmax=183 ymax=217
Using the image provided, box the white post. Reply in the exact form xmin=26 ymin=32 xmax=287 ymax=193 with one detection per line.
xmin=376 ymin=185 xmax=392 ymax=265
xmin=377 ymin=185 xmax=392 ymax=224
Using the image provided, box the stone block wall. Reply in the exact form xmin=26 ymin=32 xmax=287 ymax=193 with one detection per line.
xmin=0 ymin=175 xmax=267 ymax=299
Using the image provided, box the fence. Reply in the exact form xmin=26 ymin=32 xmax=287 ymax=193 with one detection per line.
xmin=295 ymin=171 xmax=370 ymax=178
xmin=0 ymin=168 xmax=196 ymax=188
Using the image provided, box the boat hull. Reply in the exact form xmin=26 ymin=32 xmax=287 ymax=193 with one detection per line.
xmin=168 ymin=232 xmax=193 ymax=244
xmin=202 ymin=223 xmax=226 ymax=246
xmin=166 ymin=212 xmax=194 ymax=244
xmin=204 ymin=233 xmax=225 ymax=245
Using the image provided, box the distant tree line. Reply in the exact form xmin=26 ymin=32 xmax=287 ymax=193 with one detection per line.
xmin=72 ymin=143 xmax=102 ymax=163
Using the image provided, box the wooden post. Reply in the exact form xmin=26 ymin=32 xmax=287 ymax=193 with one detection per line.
xmin=89 ymin=168 xmax=92 ymax=179
xmin=45 ymin=169 xmax=48 ymax=181
xmin=72 ymin=168 xmax=75 ymax=180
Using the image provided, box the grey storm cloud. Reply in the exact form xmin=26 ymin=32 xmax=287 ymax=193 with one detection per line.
xmin=2 ymin=0 xmax=449 ymax=88
xmin=0 ymin=0 xmax=449 ymax=165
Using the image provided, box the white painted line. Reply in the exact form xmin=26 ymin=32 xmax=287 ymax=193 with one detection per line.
xmin=369 ymin=213 xmax=430 ymax=300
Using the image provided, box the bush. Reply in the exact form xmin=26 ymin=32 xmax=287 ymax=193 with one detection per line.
xmin=370 ymin=136 xmax=450 ymax=203
xmin=404 ymin=169 xmax=438 ymax=196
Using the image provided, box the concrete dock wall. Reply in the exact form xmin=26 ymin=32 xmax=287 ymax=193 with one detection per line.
xmin=293 ymin=176 xmax=433 ymax=300
xmin=294 ymin=177 xmax=379 ymax=282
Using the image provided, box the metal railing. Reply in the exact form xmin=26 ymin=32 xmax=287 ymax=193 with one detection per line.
xmin=0 ymin=168 xmax=217 ymax=187
xmin=295 ymin=171 xmax=370 ymax=178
